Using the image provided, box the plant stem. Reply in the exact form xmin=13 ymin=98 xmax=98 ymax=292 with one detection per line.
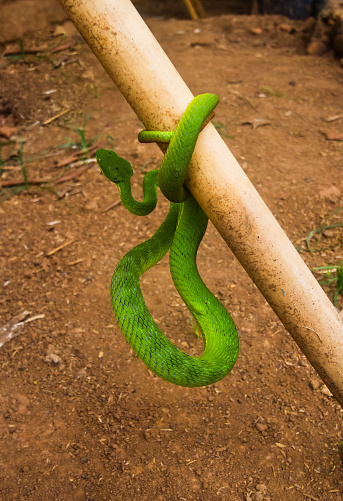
xmin=19 ymin=142 xmax=29 ymax=190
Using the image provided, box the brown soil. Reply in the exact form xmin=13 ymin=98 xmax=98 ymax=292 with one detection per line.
xmin=1 ymin=7 xmax=343 ymax=501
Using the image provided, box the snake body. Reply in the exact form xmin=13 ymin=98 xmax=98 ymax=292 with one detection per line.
xmin=96 ymin=94 xmax=239 ymax=387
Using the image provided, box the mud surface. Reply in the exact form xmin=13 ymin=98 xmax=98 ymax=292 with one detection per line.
xmin=1 ymin=7 xmax=343 ymax=501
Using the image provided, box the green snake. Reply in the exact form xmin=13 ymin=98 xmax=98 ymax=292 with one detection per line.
xmin=96 ymin=93 xmax=239 ymax=387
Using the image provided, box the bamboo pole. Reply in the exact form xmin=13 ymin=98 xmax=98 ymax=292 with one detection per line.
xmin=182 ymin=0 xmax=200 ymax=19
xmin=182 ymin=0 xmax=206 ymax=19
xmin=57 ymin=0 xmax=343 ymax=405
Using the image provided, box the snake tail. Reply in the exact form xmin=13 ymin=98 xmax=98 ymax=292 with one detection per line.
xmin=111 ymin=196 xmax=238 ymax=387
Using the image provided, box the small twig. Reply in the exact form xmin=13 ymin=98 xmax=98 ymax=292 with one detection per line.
xmin=67 ymin=158 xmax=97 ymax=169
xmin=103 ymin=200 xmax=121 ymax=212
xmin=43 ymin=108 xmax=70 ymax=126
xmin=68 ymin=258 xmax=84 ymax=266
xmin=24 ymin=314 xmax=45 ymax=323
xmin=0 ymin=151 xmax=65 ymax=172
xmin=55 ymin=162 xmax=95 ymax=184
xmin=47 ymin=239 xmax=74 ymax=256
xmin=66 ymin=189 xmax=83 ymax=197
xmin=1 ymin=165 xmax=21 ymax=171
xmin=1 ymin=178 xmax=50 ymax=187
xmin=56 ymin=145 xmax=99 ymax=168
xmin=303 ymin=493 xmax=319 ymax=501
xmin=2 ymin=47 xmax=47 ymax=57
xmin=1 ymin=40 xmax=75 ymax=59
xmin=50 ymin=40 xmax=76 ymax=53
xmin=0 ymin=161 xmax=95 ymax=188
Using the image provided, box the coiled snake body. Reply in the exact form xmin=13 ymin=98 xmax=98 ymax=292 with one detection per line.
xmin=96 ymin=93 xmax=239 ymax=387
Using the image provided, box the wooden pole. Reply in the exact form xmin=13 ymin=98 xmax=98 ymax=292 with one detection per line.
xmin=57 ymin=0 xmax=343 ymax=405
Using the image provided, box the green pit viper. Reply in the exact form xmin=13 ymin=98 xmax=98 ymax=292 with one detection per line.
xmin=96 ymin=93 xmax=239 ymax=387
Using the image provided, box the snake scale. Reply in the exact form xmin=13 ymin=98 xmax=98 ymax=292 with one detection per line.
xmin=96 ymin=93 xmax=239 ymax=387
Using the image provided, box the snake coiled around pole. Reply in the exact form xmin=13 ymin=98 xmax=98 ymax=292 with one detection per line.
xmin=96 ymin=93 xmax=239 ymax=387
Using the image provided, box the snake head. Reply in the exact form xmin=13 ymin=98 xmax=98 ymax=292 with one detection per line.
xmin=96 ymin=149 xmax=133 ymax=185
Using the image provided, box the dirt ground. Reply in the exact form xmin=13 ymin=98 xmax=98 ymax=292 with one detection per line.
xmin=1 ymin=4 xmax=343 ymax=501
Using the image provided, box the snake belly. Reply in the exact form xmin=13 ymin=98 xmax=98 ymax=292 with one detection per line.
xmin=97 ymin=93 xmax=239 ymax=387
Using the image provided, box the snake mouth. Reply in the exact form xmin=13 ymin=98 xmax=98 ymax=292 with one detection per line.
xmin=99 ymin=170 xmax=122 ymax=184
xmin=112 ymin=176 xmax=123 ymax=184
